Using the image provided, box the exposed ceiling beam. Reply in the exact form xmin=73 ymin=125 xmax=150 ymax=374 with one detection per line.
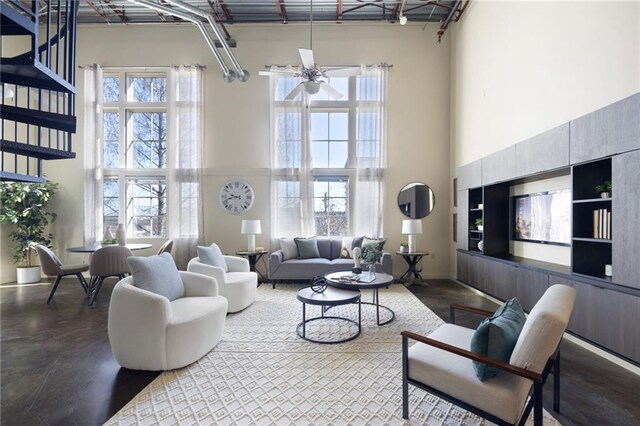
xmin=84 ymin=0 xmax=110 ymax=23
xmin=217 ymin=0 xmax=233 ymax=24
xmin=207 ymin=0 xmax=232 ymax=39
xmin=390 ymin=0 xmax=400 ymax=21
xmin=101 ymin=0 xmax=130 ymax=24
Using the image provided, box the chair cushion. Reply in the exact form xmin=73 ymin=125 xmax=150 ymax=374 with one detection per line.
xmin=197 ymin=244 xmax=228 ymax=272
xmin=470 ymin=298 xmax=526 ymax=381
xmin=295 ymin=236 xmax=320 ymax=259
xmin=361 ymin=237 xmax=386 ymax=264
xmin=408 ymin=324 xmax=532 ymax=424
xmin=279 ymin=237 xmax=298 ymax=260
xmin=61 ymin=264 xmax=90 ymax=274
xmin=128 ymin=253 xmax=185 ymax=302
xmin=510 ymin=284 xmax=576 ymax=374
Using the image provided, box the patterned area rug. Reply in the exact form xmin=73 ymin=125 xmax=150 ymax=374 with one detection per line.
xmin=106 ymin=284 xmax=559 ymax=425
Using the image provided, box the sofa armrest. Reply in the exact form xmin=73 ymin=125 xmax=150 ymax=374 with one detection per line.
xmin=380 ymin=251 xmax=392 ymax=275
xmin=224 ymin=255 xmax=249 ymax=272
xmin=187 ymin=258 xmax=226 ymax=285
xmin=180 ymin=270 xmax=219 ymax=297
xmin=268 ymin=250 xmax=284 ymax=278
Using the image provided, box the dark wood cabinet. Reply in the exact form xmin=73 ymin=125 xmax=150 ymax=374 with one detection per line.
xmin=515 ymin=269 xmax=549 ymax=312
xmin=456 ymin=252 xmax=470 ymax=284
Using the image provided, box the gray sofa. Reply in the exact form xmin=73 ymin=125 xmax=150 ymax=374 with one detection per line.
xmin=268 ymin=237 xmax=392 ymax=287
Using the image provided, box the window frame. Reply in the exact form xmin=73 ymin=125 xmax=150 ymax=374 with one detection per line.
xmin=101 ymin=69 xmax=170 ymax=238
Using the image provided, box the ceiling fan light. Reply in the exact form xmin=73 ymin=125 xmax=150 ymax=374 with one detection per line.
xmin=304 ymin=80 xmax=321 ymax=95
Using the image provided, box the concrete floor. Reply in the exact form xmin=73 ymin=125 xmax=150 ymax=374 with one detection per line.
xmin=1 ymin=277 xmax=638 ymax=425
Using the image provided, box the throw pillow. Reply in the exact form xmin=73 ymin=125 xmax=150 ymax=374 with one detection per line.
xmin=470 ymin=298 xmax=527 ymax=381
xmin=197 ymin=244 xmax=228 ymax=272
xmin=340 ymin=236 xmax=366 ymax=259
xmin=127 ymin=252 xmax=184 ymax=301
xmin=279 ymin=237 xmax=299 ymax=261
xmin=361 ymin=237 xmax=386 ymax=264
xmin=295 ymin=236 xmax=320 ymax=259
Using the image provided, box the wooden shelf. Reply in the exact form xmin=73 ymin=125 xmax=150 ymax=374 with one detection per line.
xmin=573 ymin=197 xmax=612 ymax=204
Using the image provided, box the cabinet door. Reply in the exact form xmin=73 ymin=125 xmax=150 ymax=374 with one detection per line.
xmin=485 ymin=260 xmax=517 ymax=301
xmin=515 ymin=124 xmax=569 ymax=178
xmin=458 ymin=160 xmax=482 ymax=191
xmin=457 ymin=190 xmax=469 ymax=250
xmin=469 ymin=254 xmax=490 ymax=293
xmin=457 ymin=252 xmax=470 ymax=284
xmin=515 ymin=269 xmax=549 ymax=312
xmin=570 ymin=93 xmax=640 ymax=164
xmin=481 ymin=146 xmax=516 ymax=185
xmin=552 ymin=277 xmax=640 ymax=363
xmin=613 ymin=150 xmax=640 ymax=289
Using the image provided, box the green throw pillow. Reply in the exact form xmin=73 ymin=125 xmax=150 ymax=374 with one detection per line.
xmin=361 ymin=237 xmax=386 ymax=264
xmin=470 ymin=298 xmax=526 ymax=381
xmin=294 ymin=236 xmax=320 ymax=259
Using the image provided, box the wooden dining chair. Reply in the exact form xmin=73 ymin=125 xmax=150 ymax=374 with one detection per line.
xmin=89 ymin=246 xmax=132 ymax=305
xmin=36 ymin=245 xmax=89 ymax=304
xmin=156 ymin=239 xmax=174 ymax=255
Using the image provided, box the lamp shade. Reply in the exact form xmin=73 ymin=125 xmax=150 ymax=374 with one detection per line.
xmin=402 ymin=219 xmax=423 ymax=235
xmin=241 ymin=220 xmax=261 ymax=235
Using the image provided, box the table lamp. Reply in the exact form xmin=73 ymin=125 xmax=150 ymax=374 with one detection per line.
xmin=241 ymin=220 xmax=261 ymax=252
xmin=402 ymin=219 xmax=422 ymax=253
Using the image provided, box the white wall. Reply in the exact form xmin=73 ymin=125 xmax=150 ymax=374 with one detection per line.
xmin=449 ymin=0 xmax=640 ymax=275
xmin=1 ymin=23 xmax=452 ymax=283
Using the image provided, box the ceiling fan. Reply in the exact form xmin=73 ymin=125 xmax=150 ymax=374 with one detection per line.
xmin=259 ymin=0 xmax=361 ymax=100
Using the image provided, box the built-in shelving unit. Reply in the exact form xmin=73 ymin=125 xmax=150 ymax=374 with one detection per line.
xmin=572 ymin=158 xmax=612 ymax=279
xmin=468 ymin=188 xmax=483 ymax=252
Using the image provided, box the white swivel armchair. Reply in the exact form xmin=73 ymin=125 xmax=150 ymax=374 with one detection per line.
xmin=108 ymin=271 xmax=228 ymax=371
xmin=187 ymin=255 xmax=257 ymax=313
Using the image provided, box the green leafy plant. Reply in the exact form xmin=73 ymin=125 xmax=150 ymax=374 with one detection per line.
xmin=475 ymin=218 xmax=483 ymax=227
xmin=595 ymin=180 xmax=612 ymax=195
xmin=0 ymin=181 xmax=58 ymax=267
xmin=400 ymin=242 xmax=408 ymax=248
xmin=101 ymin=238 xmax=118 ymax=245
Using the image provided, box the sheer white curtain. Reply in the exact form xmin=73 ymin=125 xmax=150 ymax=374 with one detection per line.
xmin=353 ymin=65 xmax=388 ymax=238
xmin=83 ymin=64 xmax=104 ymax=246
xmin=167 ymin=65 xmax=204 ymax=269
xmin=269 ymin=72 xmax=316 ymax=239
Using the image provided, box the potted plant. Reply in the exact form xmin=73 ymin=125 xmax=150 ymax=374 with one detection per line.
xmin=0 ymin=181 xmax=58 ymax=284
xmin=399 ymin=242 xmax=409 ymax=253
xmin=475 ymin=218 xmax=484 ymax=231
xmin=595 ymin=180 xmax=612 ymax=198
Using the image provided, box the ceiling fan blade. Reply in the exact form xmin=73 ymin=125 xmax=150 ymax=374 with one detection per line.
xmin=299 ymin=48 xmax=315 ymax=69
xmin=324 ymin=67 xmax=362 ymax=78
xmin=258 ymin=70 xmax=302 ymax=77
xmin=285 ymin=83 xmax=305 ymax=100
xmin=318 ymin=81 xmax=344 ymax=100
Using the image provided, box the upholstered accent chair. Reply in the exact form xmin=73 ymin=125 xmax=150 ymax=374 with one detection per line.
xmin=187 ymin=255 xmax=257 ymax=313
xmin=108 ymin=271 xmax=227 ymax=371
xmin=401 ymin=284 xmax=576 ymax=426
xmin=88 ymin=245 xmax=132 ymax=305
xmin=36 ymin=244 xmax=89 ymax=304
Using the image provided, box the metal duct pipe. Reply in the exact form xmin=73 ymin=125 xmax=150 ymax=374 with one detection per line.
xmin=127 ymin=0 xmax=236 ymax=82
xmin=163 ymin=0 xmax=249 ymax=82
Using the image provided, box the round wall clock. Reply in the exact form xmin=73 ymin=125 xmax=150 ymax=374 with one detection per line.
xmin=219 ymin=179 xmax=255 ymax=215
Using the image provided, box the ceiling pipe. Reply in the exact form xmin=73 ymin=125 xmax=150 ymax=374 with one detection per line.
xmin=163 ymin=0 xmax=249 ymax=82
xmin=127 ymin=0 xmax=236 ymax=82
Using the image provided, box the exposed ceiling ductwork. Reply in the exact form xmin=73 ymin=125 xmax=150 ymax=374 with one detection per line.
xmin=126 ymin=0 xmax=249 ymax=82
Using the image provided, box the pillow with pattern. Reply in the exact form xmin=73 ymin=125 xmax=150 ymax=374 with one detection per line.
xmin=340 ymin=236 xmax=365 ymax=259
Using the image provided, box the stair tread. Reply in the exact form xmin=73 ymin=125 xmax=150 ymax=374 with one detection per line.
xmin=0 ymin=171 xmax=45 ymax=183
xmin=0 ymin=59 xmax=76 ymax=94
xmin=0 ymin=105 xmax=76 ymax=133
xmin=0 ymin=140 xmax=76 ymax=160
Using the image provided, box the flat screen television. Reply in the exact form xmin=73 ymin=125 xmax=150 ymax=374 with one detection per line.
xmin=513 ymin=189 xmax=571 ymax=246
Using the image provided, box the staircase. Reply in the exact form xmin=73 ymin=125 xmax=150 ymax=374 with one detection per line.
xmin=0 ymin=0 xmax=78 ymax=182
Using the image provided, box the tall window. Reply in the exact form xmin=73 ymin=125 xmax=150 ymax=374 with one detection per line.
xmin=270 ymin=67 xmax=387 ymax=238
xmin=102 ymin=72 xmax=169 ymax=237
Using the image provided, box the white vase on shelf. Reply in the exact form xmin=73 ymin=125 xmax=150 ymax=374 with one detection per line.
xmin=115 ymin=224 xmax=126 ymax=246
xmin=103 ymin=226 xmax=113 ymax=242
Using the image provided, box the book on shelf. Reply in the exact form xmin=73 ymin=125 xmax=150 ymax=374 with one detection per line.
xmin=592 ymin=208 xmax=611 ymax=239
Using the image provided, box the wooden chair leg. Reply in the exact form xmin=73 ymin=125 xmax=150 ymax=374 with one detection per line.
xmin=89 ymin=277 xmax=105 ymax=305
xmin=46 ymin=276 xmax=62 ymax=304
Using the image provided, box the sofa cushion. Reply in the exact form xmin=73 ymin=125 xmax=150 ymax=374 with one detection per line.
xmin=295 ymin=236 xmax=320 ymax=259
xmin=279 ymin=237 xmax=298 ymax=260
xmin=197 ymin=244 xmax=228 ymax=272
xmin=361 ymin=237 xmax=386 ymax=264
xmin=408 ymin=324 xmax=532 ymax=424
xmin=470 ymin=298 xmax=526 ymax=381
xmin=273 ymin=258 xmax=332 ymax=278
xmin=128 ymin=253 xmax=185 ymax=302
xmin=319 ymin=237 xmax=333 ymax=259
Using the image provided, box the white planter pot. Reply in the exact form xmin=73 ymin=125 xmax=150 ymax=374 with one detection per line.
xmin=477 ymin=225 xmax=484 ymax=231
xmin=17 ymin=266 xmax=41 ymax=284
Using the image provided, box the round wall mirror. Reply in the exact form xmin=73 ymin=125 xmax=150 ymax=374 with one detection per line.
xmin=397 ymin=182 xmax=435 ymax=219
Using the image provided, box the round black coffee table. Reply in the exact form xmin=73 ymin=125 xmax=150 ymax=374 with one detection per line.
xmin=324 ymin=271 xmax=395 ymax=326
xmin=296 ymin=286 xmax=361 ymax=344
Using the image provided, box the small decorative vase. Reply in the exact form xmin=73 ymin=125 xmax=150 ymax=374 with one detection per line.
xmin=600 ymin=192 xmax=610 ymax=199
xmin=115 ymin=223 xmax=126 ymax=246
xmin=103 ymin=226 xmax=113 ymax=242
xmin=368 ymin=263 xmax=376 ymax=279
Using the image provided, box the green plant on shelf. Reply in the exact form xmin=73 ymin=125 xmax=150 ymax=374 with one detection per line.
xmin=595 ymin=180 xmax=612 ymax=197
xmin=474 ymin=218 xmax=483 ymax=227
xmin=101 ymin=238 xmax=119 ymax=245
xmin=400 ymin=242 xmax=408 ymax=248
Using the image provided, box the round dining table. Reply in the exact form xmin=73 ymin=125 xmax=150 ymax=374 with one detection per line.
xmin=66 ymin=243 xmax=153 ymax=253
